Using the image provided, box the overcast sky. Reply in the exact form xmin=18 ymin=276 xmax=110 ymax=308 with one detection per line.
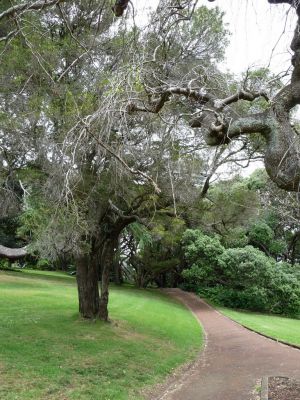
xmin=131 ymin=0 xmax=297 ymax=76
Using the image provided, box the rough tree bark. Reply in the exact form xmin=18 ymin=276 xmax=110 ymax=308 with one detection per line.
xmin=75 ymin=201 xmax=138 ymax=321
xmin=99 ymin=236 xmax=118 ymax=321
xmin=98 ymin=214 xmax=137 ymax=321
xmin=76 ymin=254 xmax=100 ymax=319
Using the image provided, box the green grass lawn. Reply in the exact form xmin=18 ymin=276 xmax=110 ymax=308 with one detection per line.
xmin=218 ymin=306 xmax=300 ymax=346
xmin=0 ymin=270 xmax=202 ymax=400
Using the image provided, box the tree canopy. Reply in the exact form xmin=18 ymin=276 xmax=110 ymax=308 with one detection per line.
xmin=1 ymin=0 xmax=300 ymax=321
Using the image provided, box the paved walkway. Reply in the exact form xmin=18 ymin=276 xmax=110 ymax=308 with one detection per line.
xmin=160 ymin=289 xmax=300 ymax=400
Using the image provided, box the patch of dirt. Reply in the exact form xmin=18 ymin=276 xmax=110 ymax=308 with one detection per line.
xmin=269 ymin=377 xmax=300 ymax=400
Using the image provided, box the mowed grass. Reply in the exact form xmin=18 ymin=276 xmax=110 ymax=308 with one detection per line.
xmin=218 ymin=307 xmax=300 ymax=346
xmin=0 ymin=270 xmax=202 ymax=400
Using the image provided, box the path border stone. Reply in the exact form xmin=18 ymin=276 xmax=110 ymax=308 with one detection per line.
xmin=260 ymin=377 xmax=268 ymax=400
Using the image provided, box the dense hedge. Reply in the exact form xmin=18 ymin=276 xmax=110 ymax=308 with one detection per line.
xmin=181 ymin=230 xmax=300 ymax=316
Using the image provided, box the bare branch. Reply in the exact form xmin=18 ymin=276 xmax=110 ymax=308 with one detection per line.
xmin=0 ymin=245 xmax=27 ymax=260
xmin=0 ymin=29 xmax=18 ymax=43
xmin=218 ymin=90 xmax=269 ymax=109
xmin=0 ymin=0 xmax=65 ymax=21
xmin=82 ymin=121 xmax=161 ymax=194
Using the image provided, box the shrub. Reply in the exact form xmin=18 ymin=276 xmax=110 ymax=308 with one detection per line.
xmin=0 ymin=259 xmax=11 ymax=270
xmin=268 ymin=270 xmax=300 ymax=316
xmin=36 ymin=258 xmax=53 ymax=270
xmin=198 ymin=286 xmax=269 ymax=311
xmin=182 ymin=229 xmax=224 ymax=265
xmin=218 ymin=246 xmax=274 ymax=288
xmin=248 ymin=221 xmax=274 ymax=248
xmin=182 ymin=230 xmax=225 ymax=286
xmin=181 ymin=229 xmax=300 ymax=316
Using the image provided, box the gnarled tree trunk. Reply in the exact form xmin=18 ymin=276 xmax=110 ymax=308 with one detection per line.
xmin=76 ymin=254 xmax=100 ymax=319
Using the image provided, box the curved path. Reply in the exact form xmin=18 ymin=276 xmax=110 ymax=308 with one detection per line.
xmin=160 ymin=289 xmax=300 ymax=400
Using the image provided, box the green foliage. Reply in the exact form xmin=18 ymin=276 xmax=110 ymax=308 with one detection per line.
xmin=270 ymin=269 xmax=300 ymax=315
xmin=128 ymin=222 xmax=152 ymax=252
xmin=182 ymin=6 xmax=230 ymax=61
xmin=181 ymin=229 xmax=224 ymax=289
xmin=248 ymin=222 xmax=274 ymax=248
xmin=18 ymin=192 xmax=90 ymax=261
xmin=247 ymin=219 xmax=287 ymax=259
xmin=0 ymin=259 xmax=11 ymax=271
xmin=182 ymin=229 xmax=224 ymax=267
xmin=0 ymin=259 xmax=24 ymax=272
xmin=182 ymin=229 xmax=225 ymax=290
xmin=181 ymin=229 xmax=300 ymax=316
xmin=128 ymin=216 xmax=186 ymax=288
xmin=0 ymin=217 xmax=24 ymax=248
xmin=36 ymin=258 xmax=53 ymax=271
xmin=199 ymin=286 xmax=270 ymax=312
xmin=218 ymin=246 xmax=274 ymax=287
xmin=200 ymin=176 xmax=260 ymax=239
xmin=222 ymin=227 xmax=249 ymax=248
xmin=246 ymin=169 xmax=268 ymax=190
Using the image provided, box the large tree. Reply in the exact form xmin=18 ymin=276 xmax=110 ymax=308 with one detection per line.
xmin=125 ymin=0 xmax=300 ymax=192
xmin=2 ymin=0 xmax=298 ymax=322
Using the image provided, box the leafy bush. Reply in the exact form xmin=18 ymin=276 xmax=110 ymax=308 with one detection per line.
xmin=248 ymin=222 xmax=274 ymax=247
xmin=268 ymin=270 xmax=300 ymax=316
xmin=0 ymin=259 xmax=11 ymax=270
xmin=0 ymin=259 xmax=23 ymax=272
xmin=182 ymin=229 xmax=224 ymax=265
xmin=222 ymin=227 xmax=249 ymax=248
xmin=218 ymin=246 xmax=274 ymax=288
xmin=36 ymin=258 xmax=53 ymax=270
xmin=181 ymin=229 xmax=300 ymax=316
xmin=198 ymin=286 xmax=269 ymax=312
xmin=182 ymin=229 xmax=225 ymax=286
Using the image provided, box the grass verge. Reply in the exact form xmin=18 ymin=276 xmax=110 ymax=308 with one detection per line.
xmin=0 ymin=270 xmax=202 ymax=400
xmin=217 ymin=306 xmax=300 ymax=346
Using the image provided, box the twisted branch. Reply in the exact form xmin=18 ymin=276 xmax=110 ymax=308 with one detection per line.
xmin=0 ymin=0 xmax=65 ymax=21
